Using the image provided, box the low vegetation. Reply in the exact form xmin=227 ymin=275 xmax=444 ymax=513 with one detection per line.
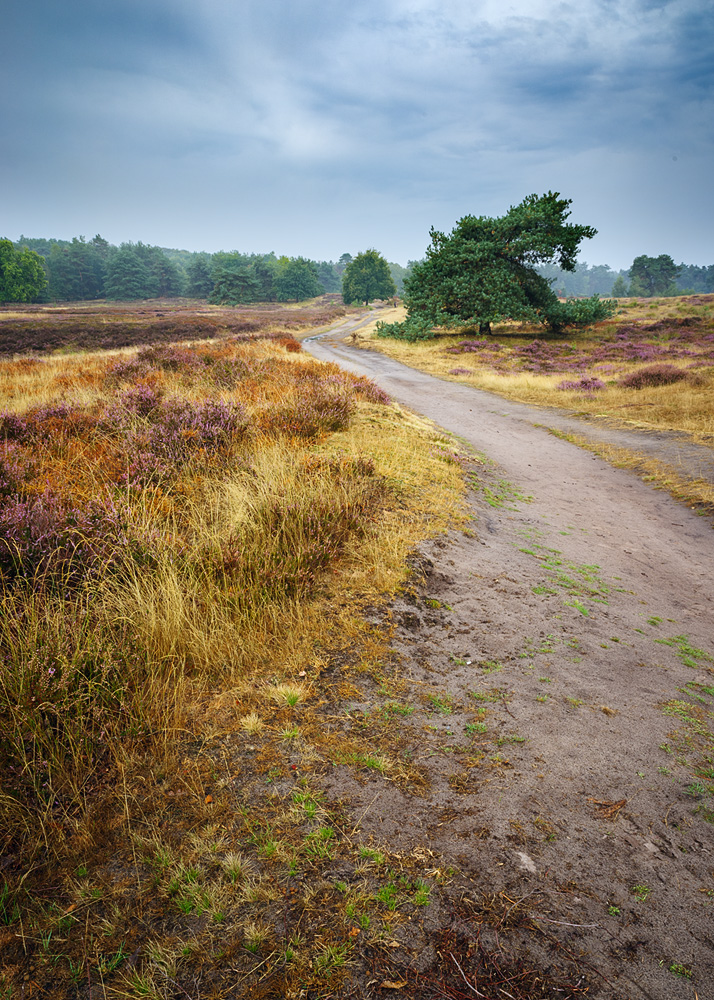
xmin=0 ymin=306 xmax=468 ymax=997
xmin=0 ymin=297 xmax=350 ymax=356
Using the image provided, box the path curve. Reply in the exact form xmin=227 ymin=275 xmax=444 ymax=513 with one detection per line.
xmin=303 ymin=316 xmax=714 ymax=998
xmin=305 ymin=321 xmax=714 ymax=636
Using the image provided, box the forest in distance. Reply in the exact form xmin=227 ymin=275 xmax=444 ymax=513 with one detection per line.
xmin=6 ymin=233 xmax=714 ymax=305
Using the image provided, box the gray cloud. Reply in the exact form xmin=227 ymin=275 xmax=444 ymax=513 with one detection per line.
xmin=1 ymin=0 xmax=711 ymax=267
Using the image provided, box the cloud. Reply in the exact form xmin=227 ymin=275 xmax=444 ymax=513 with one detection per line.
xmin=1 ymin=0 xmax=712 ymax=266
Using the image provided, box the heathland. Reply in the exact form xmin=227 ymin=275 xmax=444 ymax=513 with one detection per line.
xmin=1 ymin=295 xmax=713 ymax=998
xmin=0 ymin=298 xmax=465 ymax=998
xmin=366 ymin=294 xmax=714 ymax=515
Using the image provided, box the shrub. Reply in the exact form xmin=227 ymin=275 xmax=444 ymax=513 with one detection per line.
xmin=351 ymin=375 xmax=391 ymax=404
xmin=262 ymin=389 xmax=356 ymax=438
xmin=449 ymin=368 xmax=473 ymax=376
xmin=620 ymin=364 xmax=689 ymax=389
xmin=0 ymin=411 xmax=29 ymax=443
xmin=0 ymin=491 xmax=130 ymax=590
xmin=557 ymin=376 xmax=606 ymax=392
xmin=0 ymin=445 xmax=26 ymax=496
xmin=375 ymin=317 xmax=435 ymax=341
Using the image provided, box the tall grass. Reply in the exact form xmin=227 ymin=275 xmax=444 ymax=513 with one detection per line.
xmin=0 ymin=331 xmax=464 ymax=881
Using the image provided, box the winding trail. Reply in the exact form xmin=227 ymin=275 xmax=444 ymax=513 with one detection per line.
xmin=302 ymin=315 xmax=714 ymax=998
xmin=305 ymin=317 xmax=714 ymax=636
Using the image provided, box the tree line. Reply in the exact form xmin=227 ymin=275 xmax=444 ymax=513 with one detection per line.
xmin=0 ymin=237 xmax=411 ymax=305
xmin=2 ymin=231 xmax=712 ymax=306
xmin=539 ymin=256 xmax=714 ymax=298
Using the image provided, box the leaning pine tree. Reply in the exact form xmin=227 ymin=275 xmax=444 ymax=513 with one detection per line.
xmin=378 ymin=192 xmax=614 ymax=341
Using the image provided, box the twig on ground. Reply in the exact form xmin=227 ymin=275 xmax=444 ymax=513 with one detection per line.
xmin=449 ymin=952 xmax=487 ymax=996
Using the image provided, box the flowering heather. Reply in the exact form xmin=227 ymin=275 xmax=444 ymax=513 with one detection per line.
xmin=107 ymin=395 xmax=250 ymax=484
xmin=446 ymin=339 xmax=503 ymax=353
xmin=0 ymin=410 xmax=29 ymax=442
xmin=557 ymin=376 xmax=606 ymax=392
xmin=0 ymin=490 xmax=131 ymax=589
xmin=619 ymin=364 xmax=690 ymax=389
xmin=0 ymin=444 xmax=25 ymax=496
xmin=449 ymin=367 xmax=474 ymax=376
xmin=113 ymin=383 xmax=164 ymax=418
xmin=106 ymin=356 xmax=154 ymax=383
xmin=351 ymin=375 xmax=391 ymax=404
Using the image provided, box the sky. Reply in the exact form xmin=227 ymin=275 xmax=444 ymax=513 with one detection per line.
xmin=2 ymin=0 xmax=712 ymax=269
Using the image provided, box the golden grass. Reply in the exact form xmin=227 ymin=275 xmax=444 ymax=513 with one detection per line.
xmin=360 ymin=296 xmax=714 ymax=444
xmin=0 ymin=319 xmax=477 ymax=997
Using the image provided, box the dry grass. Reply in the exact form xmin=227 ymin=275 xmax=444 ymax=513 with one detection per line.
xmin=363 ymin=295 xmax=714 ymax=444
xmin=0 ymin=315 xmax=470 ymax=997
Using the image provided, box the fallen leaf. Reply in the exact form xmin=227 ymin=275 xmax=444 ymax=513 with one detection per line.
xmin=381 ymin=981 xmax=407 ymax=990
xmin=348 ymin=927 xmax=360 ymax=937
xmin=298 ymin=670 xmax=307 ymax=678
xmin=205 ymin=794 xmax=213 ymax=804
xmin=588 ymin=797 xmax=626 ymax=819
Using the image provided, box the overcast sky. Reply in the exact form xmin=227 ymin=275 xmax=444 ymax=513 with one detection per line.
xmin=2 ymin=0 xmax=712 ymax=268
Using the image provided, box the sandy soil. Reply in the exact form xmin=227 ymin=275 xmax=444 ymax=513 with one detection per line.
xmin=302 ymin=322 xmax=714 ymax=999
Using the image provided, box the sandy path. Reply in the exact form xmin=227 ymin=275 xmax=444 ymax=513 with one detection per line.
xmin=303 ymin=323 xmax=714 ymax=998
xmin=305 ymin=323 xmax=714 ymax=631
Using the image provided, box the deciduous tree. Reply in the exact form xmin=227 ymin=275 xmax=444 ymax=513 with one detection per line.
xmin=342 ymin=249 xmax=396 ymax=306
xmin=0 ymin=239 xmax=47 ymax=302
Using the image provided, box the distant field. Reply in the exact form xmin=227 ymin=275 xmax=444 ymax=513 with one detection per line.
xmin=0 ymin=295 xmax=350 ymax=356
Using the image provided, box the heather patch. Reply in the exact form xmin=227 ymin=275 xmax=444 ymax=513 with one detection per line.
xmin=0 ymin=490 xmax=136 ymax=589
xmin=0 ymin=313 xmax=477 ymax=1000
xmin=620 ymin=364 xmax=691 ymax=389
xmin=260 ymin=385 xmax=356 ymax=438
xmin=557 ymin=376 xmax=606 ymax=393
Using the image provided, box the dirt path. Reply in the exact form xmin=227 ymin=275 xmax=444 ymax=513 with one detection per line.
xmin=306 ymin=317 xmax=714 ymax=485
xmin=303 ymin=324 xmax=714 ymax=998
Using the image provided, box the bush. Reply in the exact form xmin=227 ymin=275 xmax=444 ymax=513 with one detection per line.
xmin=375 ymin=317 xmax=435 ymax=342
xmin=0 ymin=491 xmax=130 ymax=589
xmin=261 ymin=387 xmax=356 ymax=438
xmin=546 ymin=296 xmax=617 ymax=332
xmin=557 ymin=376 xmax=606 ymax=392
xmin=620 ymin=364 xmax=689 ymax=389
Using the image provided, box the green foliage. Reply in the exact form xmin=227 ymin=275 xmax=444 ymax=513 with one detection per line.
xmin=342 ymin=249 xmax=396 ymax=306
xmin=545 ymin=295 xmax=617 ymax=332
xmin=628 ymin=254 xmax=681 ymax=297
xmin=47 ymin=236 xmax=107 ymax=301
xmin=105 ymin=244 xmax=158 ymax=300
xmin=403 ymin=192 xmax=610 ymax=334
xmin=275 ymin=256 xmax=323 ymax=302
xmin=210 ymin=253 xmax=260 ymax=305
xmin=610 ymin=274 xmax=629 ymax=298
xmin=0 ymin=239 xmax=47 ymax=303
xmin=104 ymin=243 xmax=184 ymax=301
xmin=388 ymin=261 xmax=412 ymax=296
xmin=375 ymin=316 xmax=435 ymax=341
xmin=185 ymin=253 xmax=214 ymax=298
